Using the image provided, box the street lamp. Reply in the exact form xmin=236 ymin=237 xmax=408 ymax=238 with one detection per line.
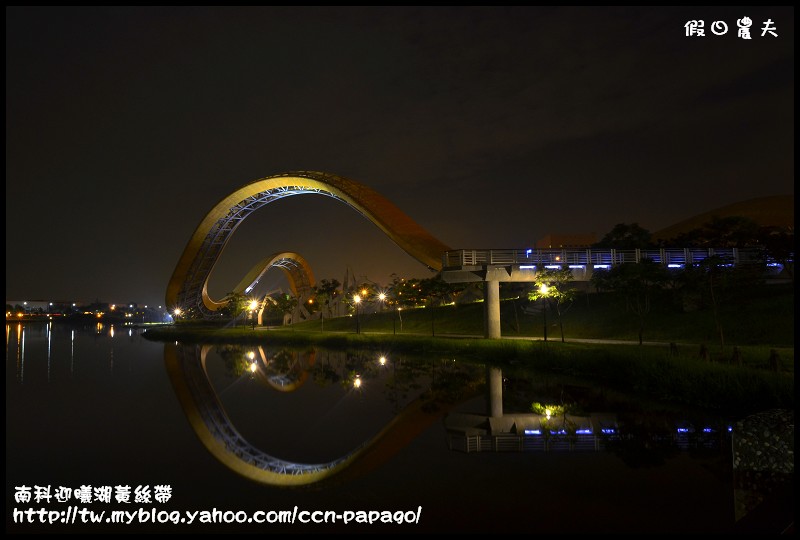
xmin=539 ymin=284 xmax=549 ymax=342
xmin=353 ymin=295 xmax=362 ymax=334
xmin=248 ymin=300 xmax=258 ymax=329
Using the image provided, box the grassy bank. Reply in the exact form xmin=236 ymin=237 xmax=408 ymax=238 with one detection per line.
xmin=143 ymin=283 xmax=793 ymax=416
xmin=286 ymin=283 xmax=794 ymax=347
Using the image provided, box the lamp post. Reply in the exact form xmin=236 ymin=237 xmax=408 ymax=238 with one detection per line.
xmin=353 ymin=295 xmax=361 ymax=334
xmin=248 ymin=300 xmax=258 ymax=329
xmin=539 ymin=284 xmax=549 ymax=342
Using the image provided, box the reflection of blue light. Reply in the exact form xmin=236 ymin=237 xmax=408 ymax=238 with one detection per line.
xmin=551 ymin=429 xmax=566 ymax=435
xmin=520 ymin=265 xmax=536 ymax=269
xmin=576 ymin=429 xmax=592 ymax=434
xmin=703 ymin=428 xmax=713 ymax=433
xmin=524 ymin=429 xmax=541 ymax=435
xmin=766 ymin=262 xmax=782 ymax=268
xmin=601 ymin=428 xmax=616 ymax=434
xmin=727 ymin=426 xmax=733 ymax=432
xmin=677 ymin=428 xmax=690 ymax=433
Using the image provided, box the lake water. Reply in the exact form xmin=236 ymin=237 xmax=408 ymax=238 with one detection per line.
xmin=6 ymin=321 xmax=739 ymax=533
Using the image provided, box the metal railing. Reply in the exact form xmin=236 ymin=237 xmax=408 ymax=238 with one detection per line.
xmin=442 ymin=247 xmax=771 ymax=269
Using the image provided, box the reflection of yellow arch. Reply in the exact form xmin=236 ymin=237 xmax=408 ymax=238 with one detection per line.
xmin=166 ymin=171 xmax=451 ymax=317
xmin=164 ymin=343 xmax=473 ymax=487
xmin=253 ymin=347 xmax=314 ymax=393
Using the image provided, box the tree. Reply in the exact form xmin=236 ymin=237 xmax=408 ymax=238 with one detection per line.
xmin=676 ymin=254 xmax=766 ymax=351
xmin=392 ymin=277 xmax=425 ymax=308
xmin=591 ymin=258 xmax=669 ymax=345
xmin=527 ymin=268 xmax=578 ymax=342
xmin=667 ymin=215 xmax=761 ymax=248
xmin=418 ymin=275 xmax=456 ymax=336
xmin=311 ymin=279 xmax=341 ymax=318
xmin=758 ymin=225 xmax=794 ymax=283
xmin=594 ymin=223 xmax=653 ymax=249
xmin=220 ymin=292 xmax=248 ymax=325
xmin=270 ymin=294 xmax=298 ymax=325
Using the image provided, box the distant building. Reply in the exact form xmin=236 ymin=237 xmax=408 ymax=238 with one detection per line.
xmin=536 ymin=234 xmax=597 ymax=249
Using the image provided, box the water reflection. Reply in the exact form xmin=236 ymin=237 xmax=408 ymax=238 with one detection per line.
xmin=164 ymin=340 xmax=736 ymax=491
xmin=165 ymin=343 xmax=484 ymax=487
xmin=7 ymin=323 xmax=758 ymax=531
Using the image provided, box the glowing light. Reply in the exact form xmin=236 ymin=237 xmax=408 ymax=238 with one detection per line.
xmin=667 ymin=264 xmax=683 ymax=268
xmin=594 ymin=264 xmax=611 ymax=269
xmin=248 ymin=300 xmax=259 ymax=311
xmin=173 ymin=308 xmax=182 ymax=317
xmin=544 ymin=265 xmax=561 ymax=269
xmin=378 ymin=293 xmax=386 ymax=301
xmin=247 ymin=351 xmax=255 ymax=360
xmin=524 ymin=429 xmax=541 ymax=435
xmin=379 ymin=356 xmax=386 ymax=366
xmin=249 ymin=363 xmax=257 ymax=373
xmin=361 ymin=288 xmax=368 ymax=296
xmin=576 ymin=429 xmax=592 ymax=434
xmin=525 ymin=249 xmax=532 ymax=257
xmin=519 ymin=265 xmax=535 ymax=269
xmin=539 ymin=285 xmax=550 ymax=297
xmin=353 ymin=295 xmax=361 ymax=304
xmin=568 ymin=265 xmax=584 ymax=269
xmin=353 ymin=376 xmax=362 ymax=388
xmin=545 ymin=408 xmax=552 ymax=419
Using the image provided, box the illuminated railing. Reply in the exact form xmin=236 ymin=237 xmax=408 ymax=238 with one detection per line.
xmin=443 ymin=247 xmax=773 ymax=269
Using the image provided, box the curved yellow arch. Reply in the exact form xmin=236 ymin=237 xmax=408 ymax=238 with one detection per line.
xmin=166 ymin=171 xmax=451 ymax=317
xmin=232 ymin=252 xmax=315 ymax=299
xmin=232 ymin=252 xmax=316 ymax=325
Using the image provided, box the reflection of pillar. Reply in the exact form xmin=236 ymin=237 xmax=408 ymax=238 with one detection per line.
xmin=488 ymin=366 xmax=503 ymax=418
xmin=483 ymin=280 xmax=500 ymax=339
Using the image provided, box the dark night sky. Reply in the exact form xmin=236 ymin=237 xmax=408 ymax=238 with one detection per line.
xmin=6 ymin=6 xmax=794 ymax=307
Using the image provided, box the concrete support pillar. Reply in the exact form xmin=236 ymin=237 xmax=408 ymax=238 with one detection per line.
xmin=487 ymin=366 xmax=503 ymax=418
xmin=483 ymin=279 xmax=501 ymax=339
